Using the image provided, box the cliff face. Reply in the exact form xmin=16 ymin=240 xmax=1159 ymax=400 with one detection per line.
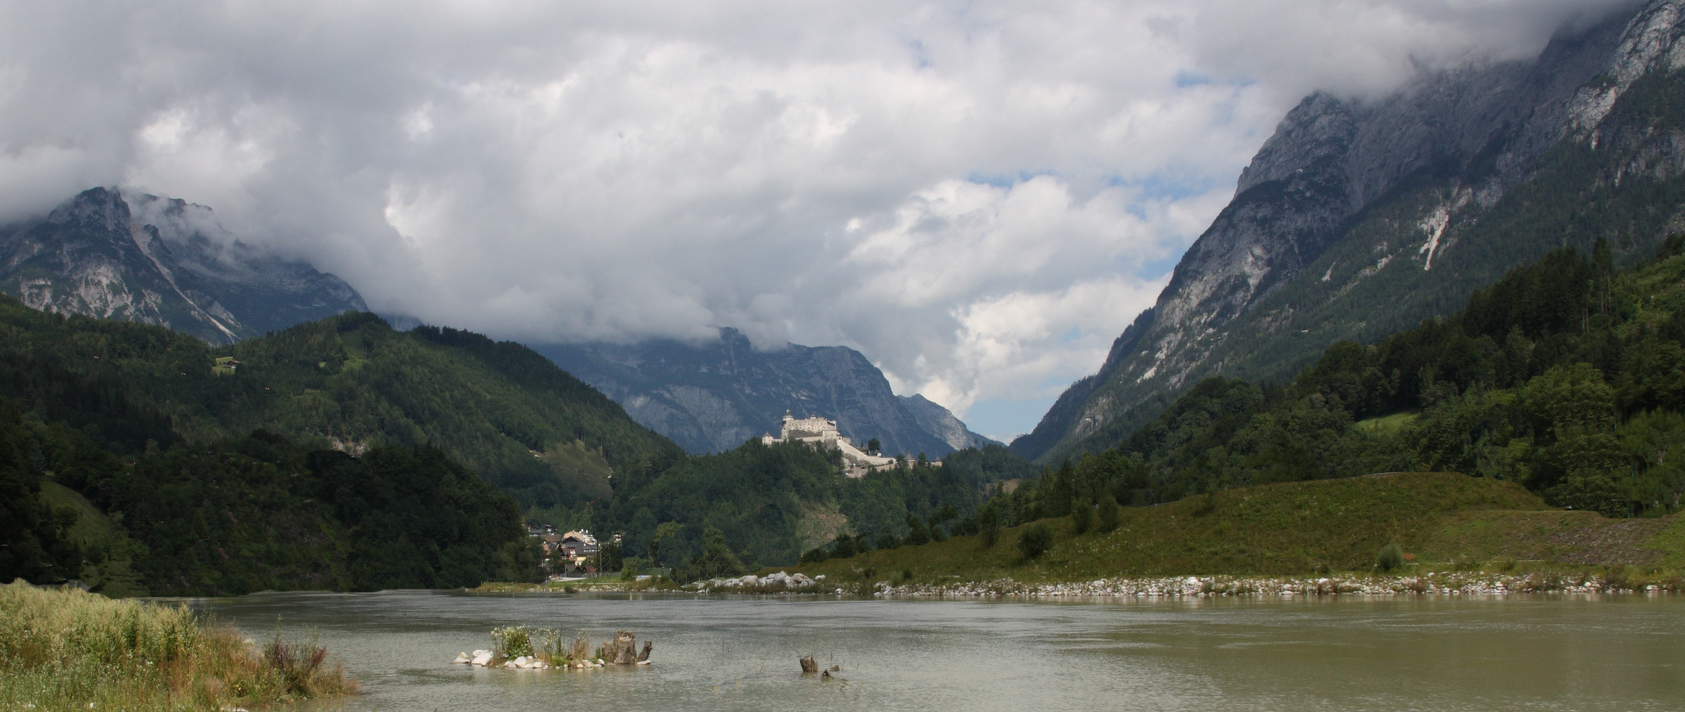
xmin=0 ymin=188 xmax=366 ymax=344
xmin=1017 ymin=0 xmax=1685 ymax=464
xmin=535 ymin=329 xmax=997 ymax=457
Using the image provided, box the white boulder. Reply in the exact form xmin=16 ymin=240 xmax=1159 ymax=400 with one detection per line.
xmin=471 ymin=650 xmax=494 ymax=667
xmin=452 ymin=652 xmax=472 ymax=664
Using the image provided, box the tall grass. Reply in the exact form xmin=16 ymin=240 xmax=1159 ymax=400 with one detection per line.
xmin=487 ymin=625 xmax=616 ymax=667
xmin=0 ymin=582 xmax=355 ymax=711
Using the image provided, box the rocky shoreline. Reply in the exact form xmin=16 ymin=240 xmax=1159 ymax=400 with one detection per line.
xmin=688 ymin=570 xmax=1681 ymax=598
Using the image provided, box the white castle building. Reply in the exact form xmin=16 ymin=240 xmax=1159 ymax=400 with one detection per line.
xmin=762 ymin=410 xmax=899 ymax=478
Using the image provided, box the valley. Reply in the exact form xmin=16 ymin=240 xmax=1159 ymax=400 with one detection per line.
xmin=5 ymin=0 xmax=1685 ymax=606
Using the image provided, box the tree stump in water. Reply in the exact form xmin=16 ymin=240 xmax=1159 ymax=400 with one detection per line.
xmin=611 ymin=631 xmax=638 ymax=665
xmin=637 ymin=641 xmax=652 ymax=663
xmin=800 ymin=655 xmax=819 ymax=673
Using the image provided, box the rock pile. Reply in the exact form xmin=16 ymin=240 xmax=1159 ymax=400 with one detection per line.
xmin=451 ymin=649 xmax=609 ymax=670
xmin=853 ymin=571 xmax=1672 ymax=599
xmin=694 ymin=571 xmax=826 ymax=592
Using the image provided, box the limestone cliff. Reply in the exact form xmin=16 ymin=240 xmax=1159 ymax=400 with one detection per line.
xmin=1017 ymin=0 xmax=1685 ymax=464
xmin=0 ymin=188 xmax=366 ymax=344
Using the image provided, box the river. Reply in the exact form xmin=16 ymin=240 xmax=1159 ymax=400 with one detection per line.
xmin=195 ymin=591 xmax=1684 ymax=711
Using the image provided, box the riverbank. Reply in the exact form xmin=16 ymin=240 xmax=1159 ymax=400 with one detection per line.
xmin=476 ymin=474 xmax=1685 ymax=599
xmin=781 ymin=473 xmax=1685 ymax=587
xmin=828 ymin=570 xmax=1683 ymax=598
xmin=0 ymin=581 xmax=355 ymax=711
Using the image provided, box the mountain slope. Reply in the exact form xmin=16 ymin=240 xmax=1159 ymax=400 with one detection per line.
xmin=536 ymin=328 xmax=996 ymax=457
xmin=0 ymin=297 xmax=683 ymax=512
xmin=1017 ymin=0 xmax=1685 ymax=464
xmin=0 ymin=187 xmax=366 ymax=344
xmin=998 ymin=239 xmax=1685 ymax=526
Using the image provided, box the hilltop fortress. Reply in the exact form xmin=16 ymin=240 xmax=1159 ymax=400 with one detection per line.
xmin=761 ymin=411 xmax=912 ymax=478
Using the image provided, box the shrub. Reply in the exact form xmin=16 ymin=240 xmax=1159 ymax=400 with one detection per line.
xmin=1071 ymin=499 xmax=1092 ymax=534
xmin=267 ymin=638 xmax=329 ymax=695
xmin=1376 ymin=543 xmax=1405 ymax=572
xmin=875 ymin=532 xmax=899 ymax=550
xmin=832 ymin=534 xmax=856 ymax=559
xmin=490 ymin=626 xmax=534 ymax=660
xmin=569 ymin=631 xmax=593 ymax=661
xmin=1095 ymin=494 xmax=1120 ymax=533
xmin=1017 ymin=523 xmax=1055 ymax=560
xmin=619 ymin=556 xmax=646 ymax=580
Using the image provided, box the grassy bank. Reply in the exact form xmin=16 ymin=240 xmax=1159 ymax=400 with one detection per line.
xmin=783 ymin=473 xmax=1685 ymax=586
xmin=0 ymin=582 xmax=355 ymax=711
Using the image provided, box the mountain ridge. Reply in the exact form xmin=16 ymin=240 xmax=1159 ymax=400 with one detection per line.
xmin=1015 ymin=0 xmax=1685 ymax=464
xmin=535 ymin=328 xmax=997 ymax=457
xmin=0 ymin=187 xmax=366 ymax=344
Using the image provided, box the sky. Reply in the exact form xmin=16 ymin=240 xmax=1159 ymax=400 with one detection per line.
xmin=0 ymin=0 xmax=1642 ymax=441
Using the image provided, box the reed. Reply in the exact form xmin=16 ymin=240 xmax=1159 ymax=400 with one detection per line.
xmin=0 ymin=582 xmax=355 ymax=711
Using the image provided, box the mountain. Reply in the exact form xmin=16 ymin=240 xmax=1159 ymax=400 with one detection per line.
xmin=899 ymin=393 xmax=995 ymax=451
xmin=534 ymin=328 xmax=997 ymax=457
xmin=0 ymin=187 xmax=366 ymax=344
xmin=1016 ymin=0 xmax=1685 ymax=464
xmin=1002 ymin=238 xmax=1685 ymax=522
xmin=0 ymin=295 xmax=683 ymax=514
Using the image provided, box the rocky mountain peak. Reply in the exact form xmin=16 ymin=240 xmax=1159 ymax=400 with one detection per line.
xmin=46 ymin=186 xmax=130 ymax=231
xmin=1014 ymin=0 xmax=1685 ymax=464
xmin=1234 ymin=93 xmax=1358 ymax=196
xmin=1 ymin=188 xmax=367 ymax=344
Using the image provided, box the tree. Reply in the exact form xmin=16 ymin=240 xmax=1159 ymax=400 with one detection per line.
xmin=866 ymin=438 xmax=881 ymax=455
xmin=693 ymin=526 xmax=745 ymax=581
xmin=598 ymin=538 xmax=623 ymax=572
xmin=1070 ymin=498 xmax=1092 ymax=534
xmin=903 ymin=512 xmax=931 ymax=546
xmin=648 ymin=522 xmax=681 ymax=568
xmin=1017 ymin=523 xmax=1054 ymax=560
xmin=978 ymin=501 xmax=1002 ymax=548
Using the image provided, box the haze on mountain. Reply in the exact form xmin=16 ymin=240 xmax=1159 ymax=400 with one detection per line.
xmin=1015 ymin=0 xmax=1685 ymax=464
xmin=537 ymin=328 xmax=998 ymax=456
xmin=0 ymin=0 xmax=1645 ymax=442
xmin=0 ymin=187 xmax=364 ymax=344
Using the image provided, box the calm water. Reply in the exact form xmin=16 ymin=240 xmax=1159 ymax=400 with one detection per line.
xmin=194 ymin=591 xmax=1685 ymax=711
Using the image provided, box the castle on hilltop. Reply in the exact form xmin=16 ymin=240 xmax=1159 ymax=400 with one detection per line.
xmin=761 ymin=410 xmax=903 ymax=478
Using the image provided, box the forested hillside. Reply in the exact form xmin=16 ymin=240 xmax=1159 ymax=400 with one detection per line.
xmin=0 ymin=304 xmax=683 ymax=515
xmin=0 ymin=400 xmax=543 ymax=596
xmin=0 ymin=302 xmax=690 ymax=593
xmin=0 ymin=296 xmax=1036 ymax=588
xmin=995 ymin=239 xmax=1685 ymax=525
xmin=594 ymin=441 xmax=1032 ymax=578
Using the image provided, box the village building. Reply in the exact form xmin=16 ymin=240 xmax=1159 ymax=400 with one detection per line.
xmin=761 ymin=410 xmax=905 ymax=478
xmin=557 ymin=530 xmax=600 ymax=573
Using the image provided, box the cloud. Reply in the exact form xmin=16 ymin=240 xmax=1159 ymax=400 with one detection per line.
xmin=1180 ymin=0 xmax=1643 ymax=103
xmin=0 ymin=0 xmax=1642 ymax=436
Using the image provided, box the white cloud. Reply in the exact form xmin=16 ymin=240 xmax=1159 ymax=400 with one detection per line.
xmin=0 ymin=0 xmax=1641 ymax=435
